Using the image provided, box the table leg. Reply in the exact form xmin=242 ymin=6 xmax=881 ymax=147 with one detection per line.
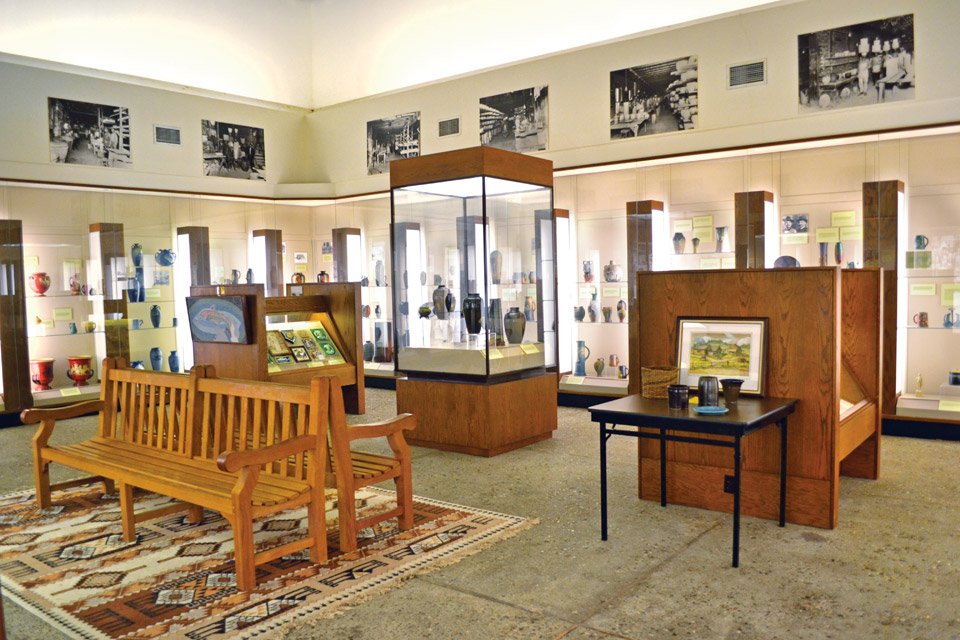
xmin=779 ymin=418 xmax=788 ymax=527
xmin=732 ymin=434 xmax=741 ymax=568
xmin=600 ymin=422 xmax=608 ymax=541
xmin=659 ymin=428 xmax=667 ymax=507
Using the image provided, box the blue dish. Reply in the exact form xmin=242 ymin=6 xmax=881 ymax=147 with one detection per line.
xmin=694 ymin=406 xmax=729 ymax=415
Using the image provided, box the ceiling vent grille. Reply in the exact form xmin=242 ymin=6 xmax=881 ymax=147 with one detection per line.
xmin=727 ymin=60 xmax=766 ymax=89
xmin=153 ymin=125 xmax=181 ymax=146
xmin=438 ymin=117 xmax=460 ymax=137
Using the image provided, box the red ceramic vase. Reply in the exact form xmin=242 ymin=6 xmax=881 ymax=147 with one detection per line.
xmin=29 ymin=272 xmax=51 ymax=296
xmin=67 ymin=355 xmax=94 ymax=387
xmin=29 ymin=358 xmax=55 ymax=391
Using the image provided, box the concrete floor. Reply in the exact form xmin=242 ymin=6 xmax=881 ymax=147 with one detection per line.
xmin=3 ymin=388 xmax=959 ymax=639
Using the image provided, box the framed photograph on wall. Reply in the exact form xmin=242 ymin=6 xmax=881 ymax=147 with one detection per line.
xmin=798 ymin=14 xmax=914 ymax=113
xmin=610 ymin=56 xmax=697 ymax=138
xmin=676 ymin=317 xmax=768 ymax=395
xmin=185 ymin=295 xmax=251 ymax=344
xmin=48 ymin=98 xmax=131 ymax=167
xmin=201 ymin=119 xmax=265 ymax=180
xmin=366 ymin=112 xmax=420 ymax=175
xmin=479 ymin=86 xmax=548 ymax=153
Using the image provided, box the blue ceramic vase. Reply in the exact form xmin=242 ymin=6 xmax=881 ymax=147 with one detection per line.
xmin=168 ymin=350 xmax=180 ymax=374
xmin=131 ymin=243 xmax=143 ymax=268
xmin=127 ymin=277 xmax=140 ymax=302
xmin=149 ymin=347 xmax=163 ymax=371
xmin=155 ymin=249 xmax=176 ymax=266
xmin=150 ymin=304 xmax=161 ymax=328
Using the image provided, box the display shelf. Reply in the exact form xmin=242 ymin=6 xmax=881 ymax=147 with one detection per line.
xmin=27 ymin=293 xmax=105 ymax=300
xmin=558 ymin=374 xmax=629 ymax=396
xmin=32 ymin=383 xmax=102 ymax=407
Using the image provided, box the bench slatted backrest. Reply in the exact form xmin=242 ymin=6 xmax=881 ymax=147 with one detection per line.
xmin=98 ymin=360 xmax=195 ymax=455
xmin=192 ymin=376 xmax=326 ymax=480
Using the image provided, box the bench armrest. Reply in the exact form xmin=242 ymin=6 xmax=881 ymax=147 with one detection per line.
xmin=343 ymin=414 xmax=416 ymax=442
xmin=21 ymin=400 xmax=105 ymax=425
xmin=217 ymin=434 xmax=318 ymax=473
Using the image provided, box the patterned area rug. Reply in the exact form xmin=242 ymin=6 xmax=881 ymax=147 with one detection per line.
xmin=0 ymin=485 xmax=533 ymax=639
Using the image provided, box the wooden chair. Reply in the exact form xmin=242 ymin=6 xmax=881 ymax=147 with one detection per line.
xmin=326 ymin=378 xmax=416 ymax=552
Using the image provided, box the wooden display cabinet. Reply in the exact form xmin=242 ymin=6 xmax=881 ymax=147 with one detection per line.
xmin=189 ymin=282 xmax=364 ymax=414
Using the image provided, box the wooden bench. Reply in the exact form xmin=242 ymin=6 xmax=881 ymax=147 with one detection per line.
xmin=24 ymin=358 xmax=329 ymax=590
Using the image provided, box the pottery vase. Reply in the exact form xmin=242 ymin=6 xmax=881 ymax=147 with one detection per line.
xmin=603 ymin=260 xmax=622 ymax=282
xmin=69 ymin=273 xmax=81 ymax=295
xmin=318 ymin=271 xmax=330 ymax=283
xmin=363 ymin=340 xmax=375 ymax=361
xmin=127 ymin=276 xmax=140 ymax=303
xmin=445 ymin=290 xmax=456 ymax=313
xmin=503 ymin=307 xmax=525 ymax=345
xmin=915 ymin=234 xmax=929 ymax=250
xmin=834 ymin=241 xmax=843 ymax=266
xmin=529 ymin=271 xmax=537 ymax=284
xmin=150 ymin=304 xmax=161 ymax=328
xmin=131 ymin=360 xmax=145 ymax=370
xmin=168 ymin=350 xmax=180 ymax=374
xmin=462 ymin=293 xmax=483 ymax=335
xmin=291 ymin=272 xmax=305 ymax=284
xmin=616 ymin=299 xmax=626 ymax=322
xmin=433 ymin=284 xmax=448 ymax=319
xmin=672 ymin=232 xmax=686 ymax=254
xmin=609 ymin=354 xmax=620 ymax=368
xmin=246 ymin=268 xmax=254 ymax=284
xmin=418 ymin=303 xmax=431 ymax=319
xmin=489 ymin=250 xmax=503 ymax=285
xmin=720 ymin=378 xmax=744 ymax=405
xmin=136 ymin=267 xmax=146 ymax=302
xmin=575 ymin=306 xmax=586 ymax=322
xmin=587 ymin=292 xmax=600 ymax=323
xmin=692 ymin=237 xmax=700 ymax=254
xmin=374 ymin=304 xmax=381 ymax=318
xmin=231 ymin=269 xmax=241 ymax=285
xmin=29 ymin=358 xmax=55 ymax=391
xmin=602 ymin=306 xmax=612 ymax=322
xmin=67 ymin=355 xmax=94 ymax=387
xmin=149 ymin=347 xmax=163 ymax=372
xmin=818 ymin=242 xmax=829 ymax=267
xmin=487 ymin=298 xmax=504 ymax=346
xmin=29 ymin=272 xmax=51 ymax=296
xmin=594 ymin=358 xmax=605 ymax=377
xmin=716 ymin=226 xmax=730 ymax=253
xmin=575 ymin=341 xmax=590 ymax=376
xmin=375 ymin=260 xmax=385 ymax=286
xmin=698 ymin=375 xmax=720 ymax=406
xmin=524 ymin=296 xmax=536 ymax=321
xmin=131 ymin=243 xmax=143 ymax=268
xmin=583 ymin=260 xmax=594 ymax=283
xmin=155 ymin=249 xmax=176 ymax=266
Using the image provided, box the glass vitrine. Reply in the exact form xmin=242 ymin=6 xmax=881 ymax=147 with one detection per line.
xmin=390 ymin=153 xmax=556 ymax=381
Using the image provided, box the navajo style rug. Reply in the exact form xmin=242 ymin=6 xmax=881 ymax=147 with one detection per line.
xmin=0 ymin=486 xmax=532 ymax=639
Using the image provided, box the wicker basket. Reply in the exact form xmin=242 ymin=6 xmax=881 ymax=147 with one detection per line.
xmin=641 ymin=366 xmax=679 ymax=398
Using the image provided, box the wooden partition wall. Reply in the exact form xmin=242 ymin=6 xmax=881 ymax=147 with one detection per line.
xmin=636 ymin=267 xmax=882 ymax=529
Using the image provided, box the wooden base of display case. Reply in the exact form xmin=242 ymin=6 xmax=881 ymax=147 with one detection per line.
xmin=396 ymin=372 xmax=557 ymax=457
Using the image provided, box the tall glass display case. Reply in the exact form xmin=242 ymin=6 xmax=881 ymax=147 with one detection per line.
xmin=391 ymin=158 xmax=556 ymax=380
xmin=391 ymin=147 xmax=558 ymax=456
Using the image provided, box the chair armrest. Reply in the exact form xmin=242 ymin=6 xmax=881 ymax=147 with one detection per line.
xmin=21 ymin=400 xmax=104 ymax=425
xmin=217 ymin=435 xmax=318 ymax=473
xmin=344 ymin=414 xmax=416 ymax=442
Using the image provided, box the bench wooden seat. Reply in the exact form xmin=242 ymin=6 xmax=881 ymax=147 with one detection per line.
xmin=24 ymin=359 xmax=330 ymax=590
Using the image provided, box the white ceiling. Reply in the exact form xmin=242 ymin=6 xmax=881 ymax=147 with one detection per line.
xmin=0 ymin=0 xmax=786 ymax=108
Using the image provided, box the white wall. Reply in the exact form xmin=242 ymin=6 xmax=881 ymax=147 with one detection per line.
xmin=0 ymin=62 xmax=313 ymax=197
xmin=0 ymin=0 xmax=314 ymax=107
xmin=311 ymin=0 xmax=960 ymax=195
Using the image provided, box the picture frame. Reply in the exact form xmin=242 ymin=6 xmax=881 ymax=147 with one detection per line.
xmin=274 ymin=355 xmax=293 ymax=365
xmin=290 ymin=346 xmax=311 ymax=363
xmin=185 ymin=295 xmax=251 ymax=344
xmin=676 ymin=317 xmax=768 ymax=396
xmin=265 ymin=330 xmax=292 ymax=356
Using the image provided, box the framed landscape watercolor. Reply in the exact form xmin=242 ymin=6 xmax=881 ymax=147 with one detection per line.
xmin=676 ymin=317 xmax=768 ymax=395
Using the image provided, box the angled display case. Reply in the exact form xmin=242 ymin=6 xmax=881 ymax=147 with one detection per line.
xmin=391 ymin=146 xmax=558 ymax=456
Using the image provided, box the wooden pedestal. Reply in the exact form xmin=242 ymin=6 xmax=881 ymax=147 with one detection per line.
xmin=397 ymin=372 xmax=557 ymax=457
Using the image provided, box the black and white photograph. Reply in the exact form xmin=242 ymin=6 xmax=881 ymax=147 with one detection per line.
xmin=610 ymin=56 xmax=698 ymax=138
xmin=781 ymin=214 xmax=809 ymax=234
xmin=798 ymin=14 xmax=914 ymax=112
xmin=366 ymin=112 xmax=420 ymax=175
xmin=479 ymin=86 xmax=548 ymax=153
xmin=201 ymin=119 xmax=265 ymax=180
xmin=48 ymin=98 xmax=131 ymax=167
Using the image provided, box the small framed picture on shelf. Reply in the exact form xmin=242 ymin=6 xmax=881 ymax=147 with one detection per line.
xmin=781 ymin=214 xmax=808 ymax=235
xmin=275 ymin=354 xmax=293 ymax=364
xmin=290 ymin=346 xmax=311 ymax=362
xmin=676 ymin=317 xmax=768 ymax=395
xmin=266 ymin=330 xmax=292 ymax=356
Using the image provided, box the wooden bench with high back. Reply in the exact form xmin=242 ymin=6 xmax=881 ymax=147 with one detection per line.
xmin=23 ymin=358 xmax=330 ymax=590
